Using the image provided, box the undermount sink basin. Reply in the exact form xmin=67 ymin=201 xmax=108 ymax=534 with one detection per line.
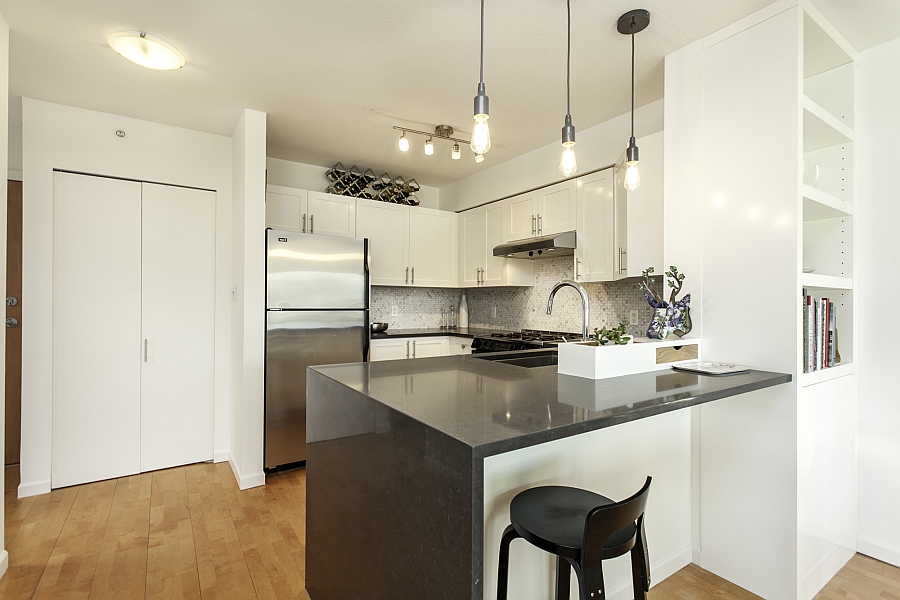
xmin=474 ymin=350 xmax=559 ymax=368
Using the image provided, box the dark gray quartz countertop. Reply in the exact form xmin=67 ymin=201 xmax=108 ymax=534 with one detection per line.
xmin=309 ymin=355 xmax=791 ymax=457
xmin=370 ymin=327 xmax=497 ymax=339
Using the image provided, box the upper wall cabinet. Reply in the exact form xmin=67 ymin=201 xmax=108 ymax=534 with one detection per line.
xmin=504 ymin=180 xmax=577 ymax=242
xmin=356 ymin=198 xmax=457 ymax=288
xmin=265 ymin=185 xmax=356 ymax=238
xmin=622 ymin=131 xmax=664 ymax=278
xmin=459 ymin=203 xmax=533 ymax=288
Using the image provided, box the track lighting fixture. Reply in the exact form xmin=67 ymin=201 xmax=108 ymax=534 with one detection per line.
xmin=399 ymin=132 xmax=409 ymax=152
xmin=475 ymin=153 xmax=485 ymax=164
xmin=424 ymin=137 xmax=434 ymax=156
xmin=393 ymin=126 xmax=472 ymax=162
xmin=452 ymin=143 xmax=461 ymax=160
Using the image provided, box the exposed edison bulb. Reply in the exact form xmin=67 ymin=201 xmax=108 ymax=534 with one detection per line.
xmin=424 ymin=138 xmax=434 ymax=156
xmin=625 ymin=161 xmax=641 ymax=191
xmin=399 ymin=133 xmax=409 ymax=152
xmin=471 ymin=115 xmax=491 ymax=155
xmin=451 ymin=143 xmax=461 ymax=160
xmin=475 ymin=153 xmax=485 ymax=164
xmin=559 ymin=142 xmax=577 ymax=177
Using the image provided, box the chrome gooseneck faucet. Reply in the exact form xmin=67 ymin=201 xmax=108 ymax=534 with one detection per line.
xmin=546 ymin=280 xmax=591 ymax=341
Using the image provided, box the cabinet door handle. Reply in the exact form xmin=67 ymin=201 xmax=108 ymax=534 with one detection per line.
xmin=310 ymin=215 xmax=314 ymax=234
xmin=144 ymin=338 xmax=148 ymax=362
xmin=618 ymin=248 xmax=627 ymax=274
xmin=538 ymin=214 xmax=543 ymax=235
xmin=302 ymin=214 xmax=307 ymax=233
xmin=411 ymin=267 xmax=415 ymax=285
xmin=406 ymin=340 xmax=410 ymax=359
xmin=412 ymin=339 xmax=416 ymax=358
xmin=532 ymin=215 xmax=536 ymax=235
xmin=575 ymin=259 xmax=580 ymax=280
xmin=406 ymin=266 xmax=409 ymax=284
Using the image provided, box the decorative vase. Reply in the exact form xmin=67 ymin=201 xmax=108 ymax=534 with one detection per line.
xmin=646 ymin=294 xmax=692 ymax=339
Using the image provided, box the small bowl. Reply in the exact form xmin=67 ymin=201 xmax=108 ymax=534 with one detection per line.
xmin=371 ymin=322 xmax=389 ymax=333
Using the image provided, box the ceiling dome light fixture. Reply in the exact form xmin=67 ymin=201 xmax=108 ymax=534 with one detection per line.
xmin=108 ymin=31 xmax=185 ymax=70
xmin=424 ymin=137 xmax=435 ymax=156
xmin=452 ymin=143 xmax=461 ymax=160
xmin=399 ymin=131 xmax=410 ymax=152
xmin=470 ymin=0 xmax=492 ymax=156
xmin=558 ymin=0 xmax=577 ymax=177
xmin=618 ymin=9 xmax=649 ymax=191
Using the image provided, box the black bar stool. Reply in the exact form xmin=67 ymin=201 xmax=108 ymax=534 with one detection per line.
xmin=497 ymin=477 xmax=651 ymax=600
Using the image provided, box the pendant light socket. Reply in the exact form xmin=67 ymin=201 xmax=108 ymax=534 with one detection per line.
xmin=562 ymin=114 xmax=575 ymax=145
xmin=626 ymin=136 xmax=639 ymax=163
xmin=474 ymin=82 xmax=489 ymax=117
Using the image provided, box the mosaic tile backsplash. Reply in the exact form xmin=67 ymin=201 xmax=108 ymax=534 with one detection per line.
xmin=371 ymin=256 xmax=662 ymax=337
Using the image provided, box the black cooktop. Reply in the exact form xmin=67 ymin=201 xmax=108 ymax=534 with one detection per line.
xmin=473 ymin=329 xmax=582 ymax=352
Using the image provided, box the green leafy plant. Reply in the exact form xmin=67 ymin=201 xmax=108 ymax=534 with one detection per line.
xmin=594 ymin=322 xmax=631 ymax=345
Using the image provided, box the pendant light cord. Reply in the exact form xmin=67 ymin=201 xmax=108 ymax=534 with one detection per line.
xmin=479 ymin=0 xmax=485 ymax=84
xmin=566 ymin=0 xmax=571 ymax=117
xmin=631 ymin=20 xmax=635 ymax=138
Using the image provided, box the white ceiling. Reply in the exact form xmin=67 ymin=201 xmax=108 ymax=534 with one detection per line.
xmin=1 ymin=0 xmax=896 ymax=187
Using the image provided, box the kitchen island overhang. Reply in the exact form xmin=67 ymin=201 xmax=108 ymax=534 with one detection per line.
xmin=305 ymin=355 xmax=791 ymax=600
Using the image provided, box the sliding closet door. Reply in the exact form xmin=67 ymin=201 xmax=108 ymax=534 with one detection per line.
xmin=140 ymin=183 xmax=216 ymax=471
xmin=52 ymin=172 xmax=142 ymax=488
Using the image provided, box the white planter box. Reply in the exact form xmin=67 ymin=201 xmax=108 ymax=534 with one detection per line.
xmin=558 ymin=338 xmax=701 ymax=380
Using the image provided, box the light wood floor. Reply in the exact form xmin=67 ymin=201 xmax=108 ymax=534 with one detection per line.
xmin=2 ymin=463 xmax=898 ymax=599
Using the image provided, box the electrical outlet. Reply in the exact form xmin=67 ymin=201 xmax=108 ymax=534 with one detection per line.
xmin=391 ymin=305 xmax=399 ymax=317
xmin=630 ymin=310 xmax=639 ymax=326
xmin=491 ymin=306 xmax=497 ymax=319
xmin=231 ymin=285 xmax=237 ymax=302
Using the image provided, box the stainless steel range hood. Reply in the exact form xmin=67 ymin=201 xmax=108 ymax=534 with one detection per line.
xmin=493 ymin=231 xmax=577 ymax=259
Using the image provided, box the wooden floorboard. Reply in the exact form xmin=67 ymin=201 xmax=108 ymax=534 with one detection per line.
xmin=3 ymin=463 xmax=898 ymax=599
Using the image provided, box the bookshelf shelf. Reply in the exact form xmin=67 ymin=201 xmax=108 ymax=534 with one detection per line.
xmin=802 ymin=185 xmax=853 ymax=221
xmin=800 ymin=363 xmax=855 ymax=387
xmin=801 ymin=273 xmax=852 ymax=290
xmin=802 ymin=95 xmax=853 ymax=153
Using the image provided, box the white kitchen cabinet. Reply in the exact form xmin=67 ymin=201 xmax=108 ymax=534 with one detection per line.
xmin=504 ymin=181 xmax=577 ymax=242
xmin=575 ymin=168 xmax=621 ymax=283
xmin=370 ymin=336 xmax=452 ymax=360
xmin=622 ymin=131 xmax=664 ymax=277
xmin=308 ymin=191 xmax=356 ymax=237
xmin=52 ymin=172 xmax=217 ymax=489
xmin=459 ymin=204 xmax=533 ymax=288
xmin=266 ymin=185 xmax=355 ymax=237
xmin=370 ymin=338 xmax=411 ymax=361
xmin=357 ymin=199 xmax=457 ymax=288
xmin=409 ymin=336 xmax=448 ymax=358
xmin=356 ymin=199 xmax=410 ymax=286
xmin=265 ymin=187 xmax=308 ymax=231
xmin=409 ymin=207 xmax=458 ymax=287
xmin=537 ymin=180 xmax=578 ymax=236
xmin=449 ymin=337 xmax=474 ymax=355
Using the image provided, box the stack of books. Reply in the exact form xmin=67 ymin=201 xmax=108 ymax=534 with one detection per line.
xmin=802 ymin=289 xmax=837 ymax=373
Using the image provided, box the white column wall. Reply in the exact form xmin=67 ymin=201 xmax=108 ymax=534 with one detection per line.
xmin=229 ymin=109 xmax=267 ymax=489
xmin=856 ymin=36 xmax=900 ymax=568
xmin=19 ymin=100 xmax=233 ymax=497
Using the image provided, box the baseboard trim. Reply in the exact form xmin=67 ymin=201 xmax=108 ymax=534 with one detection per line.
xmin=227 ymin=451 xmax=265 ymax=490
xmin=799 ymin=544 xmax=854 ymax=600
xmin=858 ymin=535 xmax=900 ymax=568
xmin=0 ymin=549 xmax=9 ymax=580
xmin=214 ymin=450 xmax=229 ymax=463
xmin=607 ymin=544 xmax=692 ymax=600
xmin=18 ymin=478 xmax=51 ymax=498
xmin=692 ymin=545 xmax=702 ymax=566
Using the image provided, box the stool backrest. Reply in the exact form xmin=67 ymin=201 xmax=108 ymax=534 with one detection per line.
xmin=581 ymin=476 xmax=652 ymax=562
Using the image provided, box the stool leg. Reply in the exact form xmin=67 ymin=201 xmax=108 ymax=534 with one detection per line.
xmin=556 ymin=556 xmax=571 ymax=600
xmin=630 ymin=517 xmax=650 ymax=599
xmin=497 ymin=525 xmax=519 ymax=600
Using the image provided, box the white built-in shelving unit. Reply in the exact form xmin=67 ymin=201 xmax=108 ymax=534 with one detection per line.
xmin=800 ymin=7 xmax=857 ymax=385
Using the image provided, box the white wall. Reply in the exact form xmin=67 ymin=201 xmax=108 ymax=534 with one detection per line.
xmin=20 ymin=99 xmax=233 ymax=497
xmin=856 ymin=36 xmax=900 ymax=568
xmin=266 ymin=156 xmax=440 ymax=209
xmin=230 ymin=109 xmax=267 ymax=489
xmin=439 ymin=100 xmax=664 ymax=212
xmin=0 ymin=9 xmax=9 ymax=581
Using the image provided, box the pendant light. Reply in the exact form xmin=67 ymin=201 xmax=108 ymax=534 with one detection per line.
xmin=558 ymin=0 xmax=577 ymax=177
xmin=398 ymin=131 xmax=409 ymax=152
xmin=617 ymin=9 xmax=650 ymax=191
xmin=470 ymin=0 xmax=492 ymax=156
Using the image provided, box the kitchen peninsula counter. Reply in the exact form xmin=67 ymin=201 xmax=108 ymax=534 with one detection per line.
xmin=305 ymin=356 xmax=790 ymax=600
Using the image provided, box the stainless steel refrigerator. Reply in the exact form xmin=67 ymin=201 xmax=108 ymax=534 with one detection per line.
xmin=265 ymin=229 xmax=369 ymax=468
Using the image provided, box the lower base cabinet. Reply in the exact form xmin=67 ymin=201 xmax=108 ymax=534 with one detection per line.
xmin=370 ymin=336 xmax=471 ymax=361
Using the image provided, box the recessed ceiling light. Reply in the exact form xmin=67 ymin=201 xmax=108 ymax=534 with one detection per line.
xmin=108 ymin=31 xmax=185 ymax=70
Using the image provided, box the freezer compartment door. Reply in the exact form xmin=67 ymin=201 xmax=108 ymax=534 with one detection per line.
xmin=267 ymin=229 xmax=367 ymax=309
xmin=265 ymin=309 xmax=368 ymax=468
